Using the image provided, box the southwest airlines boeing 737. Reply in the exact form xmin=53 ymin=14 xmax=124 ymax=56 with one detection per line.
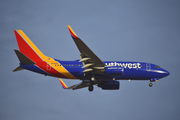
xmin=13 ymin=25 xmax=169 ymax=91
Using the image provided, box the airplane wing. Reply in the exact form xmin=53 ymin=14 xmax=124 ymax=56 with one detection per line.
xmin=68 ymin=25 xmax=105 ymax=74
xmin=60 ymin=79 xmax=97 ymax=90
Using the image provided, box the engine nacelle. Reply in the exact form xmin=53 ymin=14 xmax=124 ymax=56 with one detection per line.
xmin=98 ymin=81 xmax=120 ymax=90
xmin=105 ymin=66 xmax=123 ymax=76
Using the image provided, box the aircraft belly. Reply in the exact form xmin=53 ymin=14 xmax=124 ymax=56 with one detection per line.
xmin=114 ymin=68 xmax=151 ymax=80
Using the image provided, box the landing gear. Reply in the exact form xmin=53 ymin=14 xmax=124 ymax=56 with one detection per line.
xmin=149 ymin=82 xmax=153 ymax=87
xmin=88 ymin=85 xmax=94 ymax=92
xmin=91 ymin=76 xmax=95 ymax=81
xmin=88 ymin=75 xmax=95 ymax=91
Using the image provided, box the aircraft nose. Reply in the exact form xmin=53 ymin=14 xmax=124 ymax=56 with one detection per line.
xmin=163 ymin=69 xmax=170 ymax=77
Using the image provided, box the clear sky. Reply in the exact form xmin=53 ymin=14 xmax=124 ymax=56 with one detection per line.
xmin=1 ymin=0 xmax=180 ymax=120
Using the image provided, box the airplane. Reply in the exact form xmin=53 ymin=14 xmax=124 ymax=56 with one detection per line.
xmin=13 ymin=25 xmax=170 ymax=92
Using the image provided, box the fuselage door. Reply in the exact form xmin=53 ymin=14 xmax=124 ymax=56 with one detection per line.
xmin=146 ymin=64 xmax=151 ymax=71
xmin=46 ymin=63 xmax=51 ymax=71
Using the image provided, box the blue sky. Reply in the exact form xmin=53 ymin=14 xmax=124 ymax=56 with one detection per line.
xmin=1 ymin=0 xmax=180 ymax=120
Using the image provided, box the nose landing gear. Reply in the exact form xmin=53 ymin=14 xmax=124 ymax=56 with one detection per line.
xmin=149 ymin=82 xmax=153 ymax=87
xmin=149 ymin=78 xmax=159 ymax=87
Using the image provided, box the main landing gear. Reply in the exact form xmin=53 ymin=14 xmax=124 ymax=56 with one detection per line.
xmin=88 ymin=85 xmax=94 ymax=92
xmin=88 ymin=76 xmax=95 ymax=92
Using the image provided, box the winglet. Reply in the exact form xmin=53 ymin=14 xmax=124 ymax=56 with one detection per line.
xmin=59 ymin=79 xmax=68 ymax=89
xmin=67 ymin=25 xmax=79 ymax=39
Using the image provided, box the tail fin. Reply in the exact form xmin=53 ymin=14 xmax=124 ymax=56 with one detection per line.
xmin=14 ymin=30 xmax=48 ymax=62
xmin=14 ymin=30 xmax=76 ymax=79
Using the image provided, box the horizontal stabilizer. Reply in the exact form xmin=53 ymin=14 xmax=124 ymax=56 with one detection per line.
xmin=14 ymin=49 xmax=35 ymax=65
xmin=13 ymin=66 xmax=23 ymax=72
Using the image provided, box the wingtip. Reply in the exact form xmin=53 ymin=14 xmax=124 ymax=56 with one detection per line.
xmin=67 ymin=25 xmax=79 ymax=39
xmin=59 ymin=79 xmax=68 ymax=89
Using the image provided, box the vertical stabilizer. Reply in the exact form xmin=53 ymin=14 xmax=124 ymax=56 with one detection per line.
xmin=14 ymin=30 xmax=48 ymax=62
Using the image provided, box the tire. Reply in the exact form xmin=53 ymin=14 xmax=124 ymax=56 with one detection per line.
xmin=149 ymin=83 xmax=153 ymax=87
xmin=88 ymin=85 xmax=94 ymax=91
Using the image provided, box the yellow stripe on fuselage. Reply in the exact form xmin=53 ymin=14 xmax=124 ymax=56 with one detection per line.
xmin=47 ymin=61 xmax=76 ymax=79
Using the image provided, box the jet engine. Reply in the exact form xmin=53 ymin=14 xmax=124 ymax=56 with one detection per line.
xmin=98 ymin=81 xmax=120 ymax=90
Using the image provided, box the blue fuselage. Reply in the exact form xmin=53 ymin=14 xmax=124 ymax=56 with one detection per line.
xmin=54 ymin=59 xmax=169 ymax=81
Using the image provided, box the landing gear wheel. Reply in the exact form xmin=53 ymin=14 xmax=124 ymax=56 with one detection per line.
xmin=88 ymin=85 xmax=94 ymax=92
xmin=149 ymin=83 xmax=153 ymax=87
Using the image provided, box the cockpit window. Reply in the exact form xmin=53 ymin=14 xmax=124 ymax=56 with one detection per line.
xmin=155 ymin=66 xmax=161 ymax=69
